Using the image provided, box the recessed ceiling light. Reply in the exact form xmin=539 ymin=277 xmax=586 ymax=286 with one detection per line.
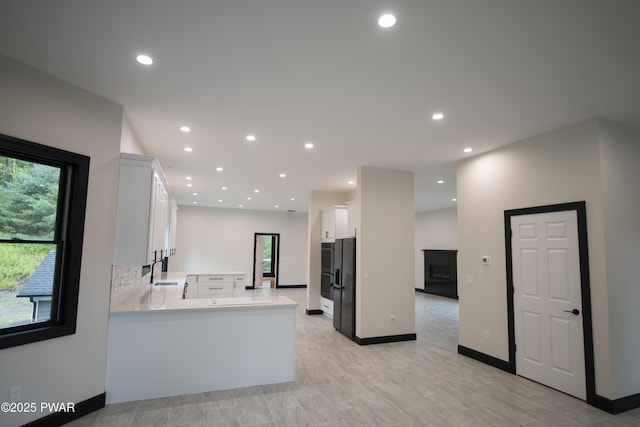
xmin=184 ymin=147 xmax=193 ymax=152
xmin=193 ymin=201 xmax=197 ymax=205
xmin=222 ymin=186 xmax=227 ymax=190
xmin=275 ymin=205 xmax=279 ymax=208
xmin=437 ymin=180 xmax=444 ymax=184
xmin=304 ymin=142 xmax=314 ymax=149
xmin=279 ymin=173 xmax=286 ymax=178
xmin=464 ymin=147 xmax=473 ymax=153
xmin=290 ymin=197 xmax=296 ymax=201
xmin=452 ymin=198 xmax=457 ymax=202
xmin=432 ymin=113 xmax=444 ymax=121
xmin=180 ymin=126 xmax=191 ymax=133
xmin=186 ymin=176 xmax=192 ymax=180
xmin=193 ymin=193 xmax=198 ymax=196
xmin=216 ymin=167 xmax=223 ymax=172
xmin=378 ymin=13 xmax=396 ymax=28
xmin=246 ymin=135 xmax=256 ymax=141
xmin=136 ymin=54 xmax=153 ymax=65
xmin=218 ymin=199 xmax=223 ymax=202
xmin=247 ymin=197 xmax=252 ymax=200
xmin=187 ymin=184 xmax=193 ymax=187
xmin=254 ymin=189 xmax=260 ymax=193
xmin=348 ymin=180 xmax=355 ymax=185
xmin=239 ymin=204 xmax=243 ymax=208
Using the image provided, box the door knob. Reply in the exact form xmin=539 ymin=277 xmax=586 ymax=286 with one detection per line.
xmin=563 ymin=308 xmax=580 ymax=315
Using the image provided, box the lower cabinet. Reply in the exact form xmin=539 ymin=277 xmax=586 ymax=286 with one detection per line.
xmin=184 ymin=274 xmax=245 ymax=299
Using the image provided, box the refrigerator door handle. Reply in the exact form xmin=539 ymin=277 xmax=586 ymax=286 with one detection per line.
xmin=335 ymin=268 xmax=341 ymax=287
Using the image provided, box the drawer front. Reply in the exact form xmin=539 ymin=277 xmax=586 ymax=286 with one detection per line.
xmin=198 ymin=274 xmax=233 ymax=283
xmin=197 ymin=282 xmax=234 ymax=298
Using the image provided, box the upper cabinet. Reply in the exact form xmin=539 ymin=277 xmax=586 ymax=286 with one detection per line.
xmin=321 ymin=205 xmax=348 ymax=242
xmin=347 ymin=200 xmax=359 ymax=238
xmin=114 ymin=153 xmax=174 ymax=266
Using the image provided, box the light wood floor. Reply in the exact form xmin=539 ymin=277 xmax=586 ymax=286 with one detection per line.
xmin=66 ymin=288 xmax=640 ymax=426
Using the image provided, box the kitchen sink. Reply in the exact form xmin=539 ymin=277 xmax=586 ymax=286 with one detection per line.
xmin=154 ymin=281 xmax=180 ymax=286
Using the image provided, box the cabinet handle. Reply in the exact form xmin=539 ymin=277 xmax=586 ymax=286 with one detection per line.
xmin=208 ymin=277 xmax=223 ymax=280
xmin=209 ymin=287 xmax=224 ymax=290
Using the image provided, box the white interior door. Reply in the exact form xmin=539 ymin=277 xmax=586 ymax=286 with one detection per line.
xmin=511 ymin=210 xmax=586 ymax=399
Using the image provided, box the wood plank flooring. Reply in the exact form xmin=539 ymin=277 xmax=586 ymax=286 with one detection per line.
xmin=65 ymin=289 xmax=640 ymax=426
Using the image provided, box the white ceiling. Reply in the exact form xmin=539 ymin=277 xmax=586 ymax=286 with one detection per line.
xmin=1 ymin=1 xmax=639 ymax=212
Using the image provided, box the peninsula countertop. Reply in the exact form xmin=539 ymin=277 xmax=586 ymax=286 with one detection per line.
xmin=109 ymin=271 xmax=297 ymax=313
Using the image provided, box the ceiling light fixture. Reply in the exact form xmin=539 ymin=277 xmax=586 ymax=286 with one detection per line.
xmin=247 ymin=197 xmax=252 ymax=200
xmin=180 ymin=126 xmax=191 ymax=133
xmin=186 ymin=176 xmax=192 ymax=180
xmin=348 ymin=180 xmax=355 ymax=185
xmin=184 ymin=147 xmax=193 ymax=152
xmin=432 ymin=113 xmax=444 ymax=121
xmin=290 ymin=197 xmax=296 ymax=201
xmin=192 ymin=193 xmax=198 ymax=196
xmin=279 ymin=173 xmax=286 ymax=178
xmin=378 ymin=13 xmax=396 ymax=28
xmin=187 ymin=184 xmax=193 ymax=187
xmin=437 ymin=180 xmax=444 ymax=184
xmin=218 ymin=199 xmax=223 ymax=202
xmin=216 ymin=167 xmax=223 ymax=172
xmin=193 ymin=201 xmax=198 ymax=205
xmin=246 ymin=135 xmax=256 ymax=141
xmin=464 ymin=147 xmax=473 ymax=153
xmin=136 ymin=54 xmax=153 ymax=65
xmin=239 ymin=204 xmax=243 ymax=208
xmin=222 ymin=186 xmax=227 ymax=190
xmin=254 ymin=189 xmax=260 ymax=193
xmin=275 ymin=205 xmax=280 ymax=208
xmin=452 ymin=198 xmax=457 ymax=202
xmin=304 ymin=142 xmax=314 ymax=149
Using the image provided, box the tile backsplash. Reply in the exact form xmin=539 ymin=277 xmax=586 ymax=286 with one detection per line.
xmin=111 ymin=265 xmax=144 ymax=291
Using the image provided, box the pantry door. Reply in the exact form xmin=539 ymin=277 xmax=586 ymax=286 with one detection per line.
xmin=510 ymin=208 xmax=587 ymax=399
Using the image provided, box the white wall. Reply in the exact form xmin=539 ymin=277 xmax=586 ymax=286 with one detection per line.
xmin=0 ymin=55 xmax=121 ymax=426
xmin=120 ymin=111 xmax=146 ymax=155
xmin=357 ymin=166 xmax=415 ymax=339
xmin=456 ymin=119 xmax=613 ymax=397
xmin=171 ymin=205 xmax=308 ymax=286
xmin=598 ymin=120 xmax=640 ymax=399
xmin=414 ymin=207 xmax=458 ymax=289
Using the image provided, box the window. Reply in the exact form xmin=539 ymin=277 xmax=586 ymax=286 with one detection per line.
xmin=0 ymin=133 xmax=89 ymax=349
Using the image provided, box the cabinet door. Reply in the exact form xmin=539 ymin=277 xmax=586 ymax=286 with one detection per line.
xmin=197 ymin=275 xmax=234 ymax=298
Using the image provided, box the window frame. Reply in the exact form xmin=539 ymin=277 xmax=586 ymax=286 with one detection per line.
xmin=0 ymin=133 xmax=90 ymax=350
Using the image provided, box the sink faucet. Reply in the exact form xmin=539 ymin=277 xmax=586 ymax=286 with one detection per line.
xmin=149 ymin=251 xmax=167 ymax=284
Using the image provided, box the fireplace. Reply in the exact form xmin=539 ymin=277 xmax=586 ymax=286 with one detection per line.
xmin=422 ymin=249 xmax=458 ymax=299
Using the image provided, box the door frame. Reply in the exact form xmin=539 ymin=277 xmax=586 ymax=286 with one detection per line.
xmin=251 ymin=232 xmax=280 ymax=289
xmin=504 ymin=201 xmax=596 ymax=404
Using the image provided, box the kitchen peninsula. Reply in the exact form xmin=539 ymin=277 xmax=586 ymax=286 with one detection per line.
xmin=106 ymin=272 xmax=297 ymax=404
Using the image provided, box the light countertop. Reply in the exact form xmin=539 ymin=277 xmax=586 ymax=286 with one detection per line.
xmin=109 ymin=271 xmax=297 ymax=313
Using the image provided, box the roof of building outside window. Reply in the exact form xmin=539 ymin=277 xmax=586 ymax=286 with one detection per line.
xmin=16 ymin=250 xmax=56 ymax=298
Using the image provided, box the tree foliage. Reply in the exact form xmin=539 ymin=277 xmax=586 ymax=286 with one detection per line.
xmin=0 ymin=156 xmax=60 ymax=240
xmin=0 ymin=155 xmax=60 ymax=290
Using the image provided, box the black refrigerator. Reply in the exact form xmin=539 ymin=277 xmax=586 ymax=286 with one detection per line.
xmin=333 ymin=237 xmax=356 ymax=339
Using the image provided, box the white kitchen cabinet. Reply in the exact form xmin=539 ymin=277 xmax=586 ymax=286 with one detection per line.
xmin=188 ymin=273 xmax=246 ymax=298
xmin=168 ymin=198 xmax=178 ymax=253
xmin=347 ymin=200 xmax=359 ymax=237
xmin=321 ymin=297 xmax=333 ymax=318
xmin=321 ymin=205 xmax=348 ymax=242
xmin=114 ymin=153 xmax=171 ymax=266
xmin=197 ymin=274 xmax=234 ymax=298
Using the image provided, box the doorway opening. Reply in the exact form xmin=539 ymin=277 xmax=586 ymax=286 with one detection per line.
xmin=252 ymin=233 xmax=280 ymax=289
xmin=505 ymin=201 xmax=595 ymax=405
